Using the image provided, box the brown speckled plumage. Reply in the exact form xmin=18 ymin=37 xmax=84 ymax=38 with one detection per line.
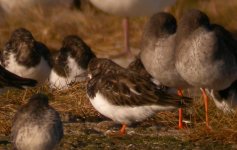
xmin=52 ymin=35 xmax=96 ymax=77
xmin=0 ymin=28 xmax=51 ymax=68
xmin=87 ymin=58 xmax=192 ymax=107
xmin=127 ymin=56 xmax=153 ymax=80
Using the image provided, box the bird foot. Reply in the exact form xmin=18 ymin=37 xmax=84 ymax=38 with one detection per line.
xmin=205 ymin=124 xmax=212 ymax=131
xmin=104 ymin=130 xmax=126 ymax=137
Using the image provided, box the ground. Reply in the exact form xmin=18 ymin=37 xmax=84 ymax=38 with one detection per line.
xmin=0 ymin=85 xmax=237 ymax=149
xmin=0 ymin=0 xmax=237 ymax=149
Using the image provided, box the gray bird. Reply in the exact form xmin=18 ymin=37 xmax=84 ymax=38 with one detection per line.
xmin=175 ymin=9 xmax=237 ymax=128
xmin=140 ymin=12 xmax=191 ymax=129
xmin=11 ymin=93 xmax=63 ymax=150
xmin=140 ymin=12 xmax=190 ymax=89
xmin=175 ymin=9 xmax=237 ymax=90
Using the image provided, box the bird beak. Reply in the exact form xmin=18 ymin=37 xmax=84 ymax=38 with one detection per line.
xmin=75 ymin=71 xmax=91 ymax=81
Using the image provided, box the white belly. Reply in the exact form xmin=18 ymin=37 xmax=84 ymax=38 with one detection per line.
xmin=49 ymin=56 xmax=86 ymax=89
xmin=49 ymin=70 xmax=70 ymax=90
xmin=206 ymin=89 xmax=235 ymax=114
xmin=89 ymin=93 xmax=175 ymax=124
xmin=6 ymin=54 xmax=51 ymax=85
xmin=89 ymin=0 xmax=176 ymax=16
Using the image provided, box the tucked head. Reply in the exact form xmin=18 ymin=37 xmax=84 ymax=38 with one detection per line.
xmin=60 ymin=35 xmax=96 ymax=69
xmin=61 ymin=35 xmax=89 ymax=56
xmin=87 ymin=58 xmax=122 ymax=78
xmin=7 ymin=28 xmax=38 ymax=64
xmin=144 ymin=12 xmax=177 ymax=38
xmin=9 ymin=28 xmax=35 ymax=51
xmin=27 ymin=93 xmax=49 ymax=107
xmin=10 ymin=28 xmax=34 ymax=43
xmin=178 ymin=9 xmax=210 ymax=34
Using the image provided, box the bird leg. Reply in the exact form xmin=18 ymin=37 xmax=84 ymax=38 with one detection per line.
xmin=177 ymin=89 xmax=183 ymax=129
xmin=110 ymin=17 xmax=132 ymax=58
xmin=119 ymin=124 xmax=127 ymax=135
xmin=123 ymin=17 xmax=130 ymax=55
xmin=200 ymin=88 xmax=210 ymax=129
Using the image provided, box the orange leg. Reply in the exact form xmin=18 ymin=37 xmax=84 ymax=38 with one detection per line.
xmin=200 ymin=88 xmax=210 ymax=129
xmin=119 ymin=124 xmax=127 ymax=135
xmin=177 ymin=89 xmax=183 ymax=129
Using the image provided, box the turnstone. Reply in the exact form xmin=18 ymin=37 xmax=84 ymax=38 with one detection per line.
xmin=49 ymin=35 xmax=96 ymax=89
xmin=127 ymin=56 xmax=154 ymax=80
xmin=127 ymin=56 xmax=176 ymax=94
xmin=0 ymin=28 xmax=52 ymax=85
xmin=86 ymin=58 xmax=192 ymax=135
xmin=206 ymin=80 xmax=237 ymax=114
xmin=11 ymin=93 xmax=63 ymax=150
xmin=175 ymin=9 xmax=237 ymax=128
xmin=140 ymin=12 xmax=191 ymax=129
xmin=0 ymin=64 xmax=37 ymax=91
xmin=89 ymin=0 xmax=176 ymax=57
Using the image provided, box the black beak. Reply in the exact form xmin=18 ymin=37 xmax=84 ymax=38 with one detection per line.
xmin=75 ymin=71 xmax=91 ymax=81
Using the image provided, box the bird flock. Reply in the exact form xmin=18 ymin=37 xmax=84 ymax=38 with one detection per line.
xmin=0 ymin=9 xmax=236 ymax=150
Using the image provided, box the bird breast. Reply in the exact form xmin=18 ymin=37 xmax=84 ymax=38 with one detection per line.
xmin=89 ymin=0 xmax=175 ymax=17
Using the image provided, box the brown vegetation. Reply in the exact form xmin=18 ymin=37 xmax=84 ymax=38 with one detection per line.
xmin=0 ymin=0 xmax=237 ymax=148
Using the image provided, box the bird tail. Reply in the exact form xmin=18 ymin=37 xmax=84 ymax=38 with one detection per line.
xmin=10 ymin=77 xmax=37 ymax=89
xmin=0 ymin=65 xmax=37 ymax=89
xmin=157 ymin=91 xmax=193 ymax=108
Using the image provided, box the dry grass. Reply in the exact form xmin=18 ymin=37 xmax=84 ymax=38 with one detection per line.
xmin=0 ymin=82 xmax=102 ymax=135
xmin=0 ymin=1 xmax=145 ymax=57
xmin=1 ymin=84 xmax=237 ymax=145
xmin=0 ymin=0 xmax=237 ymax=146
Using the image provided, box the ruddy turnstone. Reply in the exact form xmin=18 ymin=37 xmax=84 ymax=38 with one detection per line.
xmin=128 ymin=56 xmax=154 ymax=80
xmin=175 ymin=9 xmax=237 ymax=127
xmin=0 ymin=64 xmax=37 ymax=91
xmin=49 ymin=35 xmax=96 ymax=89
xmin=206 ymin=80 xmax=237 ymax=114
xmin=140 ymin=12 xmax=191 ymax=129
xmin=11 ymin=93 xmax=63 ymax=150
xmin=127 ymin=56 xmax=176 ymax=94
xmin=0 ymin=28 xmax=52 ymax=85
xmin=85 ymin=58 xmax=192 ymax=135
xmin=89 ymin=0 xmax=176 ymax=57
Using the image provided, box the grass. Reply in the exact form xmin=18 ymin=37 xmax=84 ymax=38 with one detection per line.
xmin=1 ymin=83 xmax=237 ymax=149
xmin=0 ymin=0 xmax=237 ymax=149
